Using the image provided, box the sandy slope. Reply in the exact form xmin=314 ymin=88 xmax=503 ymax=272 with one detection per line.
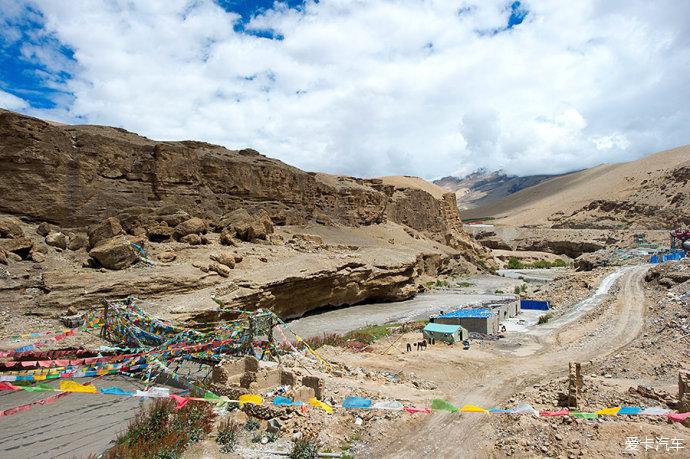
xmin=377 ymin=176 xmax=450 ymax=200
xmin=464 ymin=145 xmax=690 ymax=228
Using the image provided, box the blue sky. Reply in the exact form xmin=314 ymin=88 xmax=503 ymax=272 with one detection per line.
xmin=0 ymin=1 xmax=689 ymax=179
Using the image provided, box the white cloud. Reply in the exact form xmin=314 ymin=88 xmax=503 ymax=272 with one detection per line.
xmin=9 ymin=0 xmax=690 ymax=178
xmin=0 ymin=90 xmax=28 ymax=111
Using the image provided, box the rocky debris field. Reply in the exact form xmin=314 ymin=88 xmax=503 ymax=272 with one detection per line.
xmin=0 ymin=210 xmax=490 ymax=335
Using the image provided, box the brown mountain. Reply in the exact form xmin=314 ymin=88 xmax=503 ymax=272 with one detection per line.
xmin=463 ymin=145 xmax=690 ymax=229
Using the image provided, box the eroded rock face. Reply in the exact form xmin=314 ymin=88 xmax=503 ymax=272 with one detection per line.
xmin=0 ymin=109 xmax=489 ymax=267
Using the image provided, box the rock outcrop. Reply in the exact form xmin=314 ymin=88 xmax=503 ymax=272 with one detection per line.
xmin=0 ymin=109 xmax=487 ymax=267
xmin=0 ymin=109 xmax=495 ymax=319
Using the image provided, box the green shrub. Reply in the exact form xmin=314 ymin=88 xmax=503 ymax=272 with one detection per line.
xmin=290 ymin=435 xmax=320 ymax=459
xmin=106 ymin=399 xmax=215 ymax=459
xmin=216 ymin=418 xmax=240 ymax=453
xmin=537 ymin=313 xmax=553 ymax=325
xmin=513 ymin=286 xmax=521 ymax=294
xmin=456 ymin=281 xmax=474 ymax=288
xmin=244 ymin=418 xmax=260 ymax=431
xmin=506 ymin=257 xmax=523 ymax=269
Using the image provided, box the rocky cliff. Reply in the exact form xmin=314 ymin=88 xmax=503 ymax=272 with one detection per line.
xmin=0 ymin=110 xmax=492 ymax=321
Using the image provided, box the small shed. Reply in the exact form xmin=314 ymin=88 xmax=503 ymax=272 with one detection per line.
xmin=434 ymin=308 xmax=499 ymax=335
xmin=423 ymin=323 xmax=467 ymax=344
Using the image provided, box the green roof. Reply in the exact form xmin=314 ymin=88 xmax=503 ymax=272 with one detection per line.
xmin=424 ymin=323 xmax=462 ymax=334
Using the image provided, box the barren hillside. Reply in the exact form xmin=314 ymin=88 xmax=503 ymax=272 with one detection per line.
xmin=0 ymin=109 xmax=493 ymax=320
xmin=434 ymin=169 xmax=565 ymax=211
xmin=463 ymin=145 xmax=690 ymax=229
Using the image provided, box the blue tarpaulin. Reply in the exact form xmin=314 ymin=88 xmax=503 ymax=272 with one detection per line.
xmin=520 ymin=299 xmax=550 ymax=311
xmin=342 ymin=396 xmax=372 ymax=409
xmin=438 ymin=308 xmax=494 ymax=319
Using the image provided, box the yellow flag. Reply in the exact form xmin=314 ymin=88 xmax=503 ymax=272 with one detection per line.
xmin=595 ymin=406 xmax=620 ymax=415
xmin=238 ymin=394 xmax=263 ymax=406
xmin=33 ymin=375 xmax=47 ymax=381
xmin=309 ymin=398 xmax=333 ymax=414
xmin=60 ymin=380 xmax=97 ymax=394
xmin=460 ymin=404 xmax=488 ymax=413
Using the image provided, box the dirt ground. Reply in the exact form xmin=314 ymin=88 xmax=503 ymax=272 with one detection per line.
xmin=183 ymin=262 xmax=688 ymax=458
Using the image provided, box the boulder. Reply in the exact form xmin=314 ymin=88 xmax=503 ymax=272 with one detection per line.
xmin=0 ymin=218 xmax=23 ymax=239
xmin=30 ymin=250 xmax=46 ymax=263
xmin=45 ymin=231 xmax=68 ymax=250
xmin=36 ymin=222 xmax=54 ymax=237
xmin=173 ymin=217 xmax=207 ymax=240
xmin=156 ymin=210 xmax=190 ymax=227
xmin=221 ymin=208 xmax=271 ymax=242
xmin=67 ymin=233 xmax=89 ymax=251
xmin=574 ymin=251 xmax=609 ymax=272
xmin=118 ymin=213 xmax=147 ymax=235
xmin=256 ymin=209 xmax=274 ymax=234
xmin=89 ymin=236 xmax=139 ymax=270
xmin=210 ymin=252 xmax=236 ymax=269
xmin=0 ymin=237 xmax=33 ymax=259
xmin=180 ymin=233 xmax=202 ymax=245
xmin=220 ymin=228 xmax=238 ymax=246
xmin=291 ymin=233 xmax=324 ymax=245
xmin=208 ymin=262 xmax=231 ymax=277
xmin=88 ymin=217 xmax=124 ymax=249
xmin=158 ymin=251 xmax=177 ymax=263
xmin=146 ymin=223 xmax=175 ymax=242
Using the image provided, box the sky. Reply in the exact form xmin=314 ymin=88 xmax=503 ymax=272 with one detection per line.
xmin=1 ymin=1 xmax=689 ymax=180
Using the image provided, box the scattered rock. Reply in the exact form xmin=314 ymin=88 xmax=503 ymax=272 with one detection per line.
xmin=36 ymin=222 xmax=54 ymax=237
xmin=88 ymin=217 xmax=124 ymax=249
xmin=208 ymin=262 xmax=231 ymax=277
xmin=89 ymin=236 xmax=139 ymax=270
xmin=291 ymin=233 xmax=324 ymax=245
xmin=173 ymin=217 xmax=207 ymax=240
xmin=180 ymin=233 xmax=203 ymax=245
xmin=267 ymin=418 xmax=282 ymax=433
xmin=146 ymin=223 xmax=175 ymax=242
xmin=0 ymin=218 xmax=24 ymax=238
xmin=192 ymin=261 xmax=209 ymax=273
xmin=210 ymin=252 xmax=236 ymax=269
xmin=30 ymin=250 xmax=46 ymax=263
xmin=0 ymin=237 xmax=33 ymax=259
xmin=220 ymin=228 xmax=238 ymax=246
xmin=220 ymin=208 xmax=272 ymax=242
xmin=0 ymin=249 xmax=7 ymax=265
xmin=156 ymin=210 xmax=190 ymax=227
xmin=45 ymin=231 xmax=68 ymax=250
xmin=67 ymin=233 xmax=89 ymax=251
xmin=158 ymin=251 xmax=177 ymax=263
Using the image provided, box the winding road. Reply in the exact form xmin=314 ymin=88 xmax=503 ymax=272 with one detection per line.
xmin=372 ymin=265 xmax=650 ymax=458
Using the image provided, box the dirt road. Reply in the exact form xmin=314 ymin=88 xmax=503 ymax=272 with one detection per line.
xmin=371 ymin=265 xmax=649 ymax=458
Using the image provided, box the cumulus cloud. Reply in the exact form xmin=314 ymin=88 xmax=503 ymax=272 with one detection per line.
xmin=0 ymin=90 xmax=28 ymax=110
xmin=2 ymin=0 xmax=690 ymax=178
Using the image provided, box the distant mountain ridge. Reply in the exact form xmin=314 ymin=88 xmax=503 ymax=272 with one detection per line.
xmin=458 ymin=146 xmax=690 ymax=229
xmin=433 ymin=169 xmax=567 ymax=211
